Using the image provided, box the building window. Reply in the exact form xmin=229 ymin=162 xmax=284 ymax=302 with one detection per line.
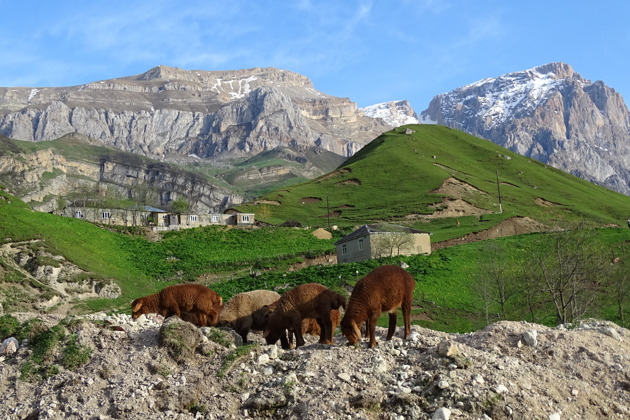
xmin=342 ymin=244 xmax=347 ymax=255
xmin=241 ymin=215 xmax=250 ymax=223
xmin=211 ymin=215 xmax=219 ymax=222
xmin=102 ymin=212 xmax=111 ymax=219
xmin=358 ymin=238 xmax=364 ymax=250
xmin=189 ymin=215 xmax=198 ymax=222
xmin=162 ymin=214 xmax=168 ymax=220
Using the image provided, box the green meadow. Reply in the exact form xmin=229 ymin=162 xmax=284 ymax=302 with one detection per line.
xmin=1 ymin=125 xmax=630 ymax=331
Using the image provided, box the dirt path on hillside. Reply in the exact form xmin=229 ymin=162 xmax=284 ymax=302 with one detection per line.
xmin=432 ymin=216 xmax=545 ymax=250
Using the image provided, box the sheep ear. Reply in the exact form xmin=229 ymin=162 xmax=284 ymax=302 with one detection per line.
xmin=263 ymin=329 xmax=270 ymax=338
xmin=352 ymin=320 xmax=361 ymax=338
xmin=132 ymin=301 xmax=143 ymax=312
xmin=218 ymin=297 xmax=223 ymax=306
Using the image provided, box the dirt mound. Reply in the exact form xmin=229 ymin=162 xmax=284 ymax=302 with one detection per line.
xmin=1 ymin=314 xmax=628 ymax=419
xmin=434 ymin=216 xmax=545 ymax=250
xmin=312 ymin=228 xmax=332 ymax=240
xmin=430 ymin=176 xmax=482 ymax=197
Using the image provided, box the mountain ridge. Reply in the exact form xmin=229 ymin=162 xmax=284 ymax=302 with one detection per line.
xmin=0 ymin=65 xmax=390 ymax=161
xmin=419 ymin=62 xmax=630 ymax=195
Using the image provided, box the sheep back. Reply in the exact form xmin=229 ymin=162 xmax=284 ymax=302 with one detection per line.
xmin=132 ymin=284 xmax=223 ymax=327
xmin=341 ymin=265 xmax=415 ymax=347
xmin=217 ymin=290 xmax=281 ymax=342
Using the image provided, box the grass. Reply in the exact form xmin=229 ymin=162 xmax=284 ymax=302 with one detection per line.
xmin=2 ymin=125 xmax=630 ymax=331
xmin=218 ymin=344 xmax=258 ymax=378
xmin=235 ymin=125 xmax=630 ymax=231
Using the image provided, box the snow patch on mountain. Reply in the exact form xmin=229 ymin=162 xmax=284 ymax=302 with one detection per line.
xmin=430 ymin=65 xmax=575 ymax=129
xmin=361 ymin=100 xmax=420 ymax=127
xmin=211 ymin=75 xmax=258 ymax=99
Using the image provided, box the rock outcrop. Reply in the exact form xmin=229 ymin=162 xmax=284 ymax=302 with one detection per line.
xmin=0 ymin=133 xmax=240 ymax=213
xmin=420 ymin=62 xmax=630 ymax=195
xmin=0 ymin=66 xmax=391 ymax=160
xmin=0 ymin=312 xmax=628 ymax=419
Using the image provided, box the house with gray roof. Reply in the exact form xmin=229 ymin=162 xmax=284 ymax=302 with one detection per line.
xmin=335 ymin=224 xmax=431 ymax=264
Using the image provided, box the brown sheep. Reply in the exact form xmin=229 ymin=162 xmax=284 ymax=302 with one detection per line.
xmin=263 ymin=283 xmax=346 ymax=349
xmin=131 ymin=284 xmax=223 ymax=327
xmin=178 ymin=310 xmax=219 ymax=327
xmin=287 ymin=308 xmax=341 ymax=348
xmin=340 ymin=265 xmax=415 ymax=348
xmin=216 ymin=290 xmax=281 ymax=343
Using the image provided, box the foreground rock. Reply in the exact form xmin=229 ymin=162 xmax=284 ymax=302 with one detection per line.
xmin=0 ymin=314 xmax=629 ymax=419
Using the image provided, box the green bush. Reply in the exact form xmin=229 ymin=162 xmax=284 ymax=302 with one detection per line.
xmin=0 ymin=315 xmax=20 ymax=340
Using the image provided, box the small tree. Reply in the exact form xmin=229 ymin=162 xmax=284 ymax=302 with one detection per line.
xmin=370 ymin=224 xmax=415 ymax=258
xmin=475 ymin=241 xmax=517 ymax=321
xmin=607 ymin=245 xmax=629 ymax=327
xmin=171 ymin=199 xmax=191 ymax=214
xmin=530 ymin=222 xmax=610 ymax=325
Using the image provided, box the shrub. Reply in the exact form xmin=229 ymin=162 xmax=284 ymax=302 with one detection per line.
xmin=0 ymin=315 xmax=20 ymax=340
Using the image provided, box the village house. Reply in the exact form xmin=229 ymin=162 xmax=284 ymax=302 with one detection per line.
xmin=335 ymin=224 xmax=431 ymax=264
xmin=59 ymin=205 xmax=255 ymax=230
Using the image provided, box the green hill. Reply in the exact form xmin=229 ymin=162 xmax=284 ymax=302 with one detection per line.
xmin=236 ymin=125 xmax=630 ymax=240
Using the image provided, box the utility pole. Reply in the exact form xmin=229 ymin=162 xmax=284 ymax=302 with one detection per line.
xmin=496 ymin=170 xmax=503 ymax=214
xmin=326 ymin=192 xmax=331 ymax=230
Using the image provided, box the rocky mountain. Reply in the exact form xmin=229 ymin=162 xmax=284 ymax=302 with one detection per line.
xmin=0 ymin=66 xmax=391 ymax=161
xmin=420 ymin=62 xmax=630 ymax=196
xmin=1 ymin=312 xmax=629 ymax=419
xmin=0 ymin=133 xmax=241 ymax=213
xmin=360 ymin=100 xmax=420 ymax=127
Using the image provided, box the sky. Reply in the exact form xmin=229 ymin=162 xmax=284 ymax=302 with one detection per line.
xmin=2 ymin=0 xmax=629 ymax=112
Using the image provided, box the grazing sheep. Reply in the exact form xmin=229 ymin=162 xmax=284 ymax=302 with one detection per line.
xmin=264 ymin=283 xmax=346 ymax=349
xmin=340 ymin=265 xmax=415 ymax=348
xmin=216 ymin=290 xmax=281 ymax=343
xmin=178 ymin=310 xmax=219 ymax=327
xmin=131 ymin=284 xmax=223 ymax=327
xmin=287 ymin=308 xmax=341 ymax=348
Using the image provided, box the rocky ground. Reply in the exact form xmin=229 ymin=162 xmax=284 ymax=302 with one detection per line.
xmin=1 ymin=312 xmax=629 ymax=420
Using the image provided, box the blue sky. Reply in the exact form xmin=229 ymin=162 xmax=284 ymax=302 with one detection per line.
xmin=2 ymin=1 xmax=628 ymax=112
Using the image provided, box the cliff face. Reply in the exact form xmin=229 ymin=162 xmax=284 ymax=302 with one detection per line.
xmin=0 ymin=134 xmax=240 ymax=213
xmin=0 ymin=66 xmax=390 ymax=160
xmin=420 ymin=63 xmax=630 ymax=195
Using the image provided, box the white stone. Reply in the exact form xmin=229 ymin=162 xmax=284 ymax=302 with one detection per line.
xmin=495 ymin=384 xmax=508 ymax=394
xmin=549 ymin=413 xmax=561 ymax=420
xmin=600 ymin=326 xmax=621 ymax=341
xmin=432 ymin=407 xmax=451 ymax=420
xmin=522 ymin=330 xmax=538 ymax=346
xmin=0 ymin=337 xmax=19 ymax=355
xmin=407 ymin=331 xmax=421 ymax=342
xmin=338 ymin=372 xmax=351 ymax=383
xmin=268 ymin=346 xmax=278 ymax=359
xmin=257 ymin=354 xmax=270 ymax=365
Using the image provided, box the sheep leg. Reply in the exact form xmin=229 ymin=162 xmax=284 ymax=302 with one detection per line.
xmin=368 ymin=312 xmax=379 ymax=348
xmin=236 ymin=318 xmax=252 ymax=343
xmin=287 ymin=327 xmax=295 ymax=347
xmin=280 ymin=331 xmax=292 ymax=349
xmin=386 ymin=312 xmax=398 ymax=341
xmin=320 ymin=316 xmax=333 ymax=344
xmin=237 ymin=328 xmax=249 ymax=344
xmin=292 ymin=318 xmax=306 ymax=348
xmin=402 ymin=293 xmax=412 ymax=339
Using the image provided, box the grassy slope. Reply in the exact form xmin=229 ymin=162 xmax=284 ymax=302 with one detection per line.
xmin=2 ymin=126 xmax=630 ymax=331
xmin=0 ymin=190 xmax=338 ymax=312
xmin=236 ymin=125 xmax=630 ymax=235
